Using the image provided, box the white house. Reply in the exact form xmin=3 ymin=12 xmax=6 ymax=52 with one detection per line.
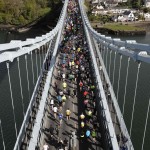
xmin=96 ymin=5 xmax=104 ymax=10
xmin=112 ymin=10 xmax=136 ymax=22
xmin=109 ymin=9 xmax=129 ymax=14
xmin=144 ymin=13 xmax=150 ymax=20
xmin=118 ymin=15 xmax=126 ymax=21
xmin=92 ymin=0 xmax=102 ymax=4
xmin=112 ymin=15 xmax=126 ymax=22
xmin=91 ymin=4 xmax=104 ymax=15
xmin=122 ymin=11 xmax=135 ymax=21
xmin=92 ymin=9 xmax=101 ymax=15
xmin=145 ymin=0 xmax=150 ymax=7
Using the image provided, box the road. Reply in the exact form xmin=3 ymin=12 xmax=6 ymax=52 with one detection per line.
xmin=38 ymin=1 xmax=103 ymax=150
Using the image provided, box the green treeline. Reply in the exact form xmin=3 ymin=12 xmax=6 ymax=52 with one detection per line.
xmin=118 ymin=0 xmax=144 ymax=9
xmin=0 ymin=0 xmax=61 ymax=25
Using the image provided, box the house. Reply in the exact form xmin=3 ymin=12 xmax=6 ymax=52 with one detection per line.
xmin=112 ymin=15 xmax=126 ymax=22
xmin=105 ymin=1 xmax=118 ymax=8
xmin=122 ymin=11 xmax=135 ymax=21
xmin=118 ymin=15 xmax=127 ymax=21
xmin=92 ymin=9 xmax=107 ymax=15
xmin=96 ymin=5 xmax=104 ymax=10
xmin=145 ymin=0 xmax=150 ymax=8
xmin=112 ymin=10 xmax=136 ymax=22
xmin=91 ymin=4 xmax=104 ymax=15
xmin=92 ymin=0 xmax=102 ymax=4
xmin=144 ymin=13 xmax=150 ymax=20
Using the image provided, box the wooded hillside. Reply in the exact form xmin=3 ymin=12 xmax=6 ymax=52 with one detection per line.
xmin=0 ymin=0 xmax=61 ymax=25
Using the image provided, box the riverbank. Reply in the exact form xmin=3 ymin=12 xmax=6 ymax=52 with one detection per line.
xmin=0 ymin=2 xmax=62 ymax=34
xmin=91 ymin=21 xmax=150 ymax=35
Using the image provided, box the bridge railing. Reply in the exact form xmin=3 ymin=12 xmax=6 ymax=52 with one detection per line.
xmin=0 ymin=0 xmax=68 ymax=149
xmin=78 ymin=0 xmax=150 ymax=150
xmin=14 ymin=1 xmax=69 ymax=149
xmin=79 ymin=0 xmax=120 ymax=150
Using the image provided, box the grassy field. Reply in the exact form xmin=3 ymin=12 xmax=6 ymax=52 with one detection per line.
xmin=103 ymin=23 xmax=144 ymax=31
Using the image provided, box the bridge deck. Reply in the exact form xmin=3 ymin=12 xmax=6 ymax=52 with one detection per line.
xmin=38 ymin=1 xmax=103 ymax=149
xmin=19 ymin=0 xmax=127 ymax=150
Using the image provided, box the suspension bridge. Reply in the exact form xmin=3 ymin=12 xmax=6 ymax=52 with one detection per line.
xmin=0 ymin=0 xmax=150 ymax=150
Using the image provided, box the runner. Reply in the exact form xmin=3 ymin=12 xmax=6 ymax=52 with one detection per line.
xmin=79 ymin=80 xmax=83 ymax=91
xmin=80 ymin=113 xmax=85 ymax=120
xmin=81 ymin=121 xmax=85 ymax=128
xmin=91 ymin=129 xmax=96 ymax=142
xmin=62 ymin=95 xmax=67 ymax=106
xmin=54 ymin=81 xmax=58 ymax=90
xmin=62 ymin=81 xmax=67 ymax=91
xmin=43 ymin=143 xmax=49 ymax=150
xmin=86 ymin=129 xmax=91 ymax=138
xmin=64 ymin=138 xmax=68 ymax=149
xmin=53 ymin=106 xmax=58 ymax=119
xmin=83 ymin=99 xmax=89 ymax=109
xmin=80 ymin=130 xmax=84 ymax=143
xmin=73 ymin=89 xmax=77 ymax=97
xmin=50 ymin=99 xmax=54 ymax=110
xmin=83 ymin=90 xmax=89 ymax=98
xmin=49 ymin=125 xmax=54 ymax=139
xmin=58 ymin=139 xmax=64 ymax=150
xmin=66 ymin=108 xmax=71 ymax=120
xmin=57 ymin=95 xmax=62 ymax=102
xmin=62 ymin=73 xmax=66 ymax=81
xmin=58 ymin=112 xmax=63 ymax=125
xmin=59 ymin=90 xmax=63 ymax=96
xmin=86 ymin=109 xmax=92 ymax=122
xmin=68 ymin=88 xmax=71 ymax=98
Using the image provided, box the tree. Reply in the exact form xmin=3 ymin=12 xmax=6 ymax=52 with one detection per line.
xmin=143 ymin=7 xmax=149 ymax=13
xmin=0 ymin=0 xmax=61 ymax=25
xmin=0 ymin=0 xmax=4 ymax=11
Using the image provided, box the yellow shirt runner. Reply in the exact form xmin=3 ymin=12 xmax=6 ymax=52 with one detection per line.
xmin=63 ymin=82 xmax=67 ymax=88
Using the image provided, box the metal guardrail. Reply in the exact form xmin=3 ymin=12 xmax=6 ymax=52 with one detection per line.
xmin=13 ymin=0 xmax=69 ymax=149
xmin=84 ymin=23 xmax=120 ymax=150
xmin=79 ymin=0 xmax=135 ymax=149
xmin=79 ymin=0 xmax=120 ymax=149
xmin=28 ymin=1 xmax=68 ymax=147
xmin=93 ymin=39 xmax=134 ymax=150
xmin=0 ymin=0 xmax=67 ymax=63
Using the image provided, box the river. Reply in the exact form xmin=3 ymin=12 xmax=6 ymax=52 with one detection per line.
xmin=105 ymin=32 xmax=150 ymax=150
xmin=0 ymin=29 xmax=49 ymax=150
xmin=0 ymin=30 xmax=150 ymax=150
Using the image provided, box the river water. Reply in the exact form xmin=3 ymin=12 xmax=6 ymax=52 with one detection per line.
xmin=0 ymin=30 xmax=150 ymax=150
xmin=0 ymin=29 xmax=48 ymax=150
xmin=105 ymin=33 xmax=150 ymax=150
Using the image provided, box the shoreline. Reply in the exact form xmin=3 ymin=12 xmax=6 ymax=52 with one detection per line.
xmin=94 ymin=27 xmax=146 ymax=36
xmin=91 ymin=21 xmax=150 ymax=35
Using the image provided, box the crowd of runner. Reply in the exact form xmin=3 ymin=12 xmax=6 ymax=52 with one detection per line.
xmin=42 ymin=0 xmax=129 ymax=150
xmin=42 ymin=0 xmax=101 ymax=150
